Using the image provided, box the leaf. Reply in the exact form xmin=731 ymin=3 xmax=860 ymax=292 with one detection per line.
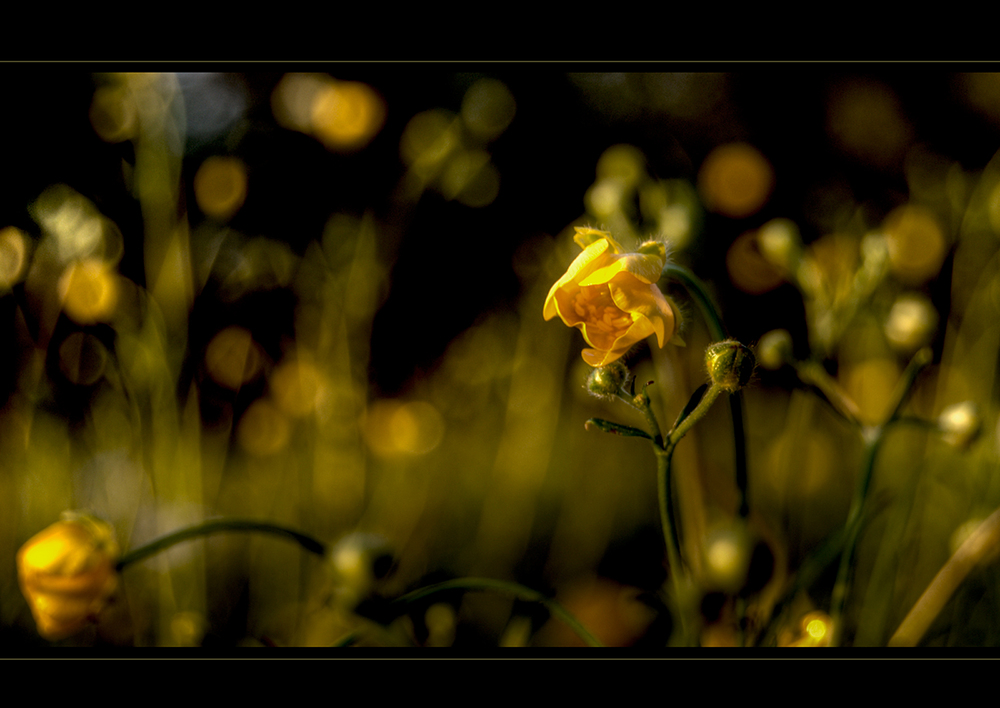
xmin=584 ymin=418 xmax=652 ymax=439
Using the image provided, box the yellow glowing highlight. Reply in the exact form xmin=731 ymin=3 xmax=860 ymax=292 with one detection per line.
xmin=271 ymin=73 xmax=385 ymax=152
xmin=311 ymin=80 xmax=386 ymax=152
xmin=59 ymin=259 xmax=119 ymax=324
xmin=194 ymin=156 xmax=248 ymax=222
xmin=698 ymin=143 xmax=774 ymax=218
xmin=882 ymin=204 xmax=947 ymax=285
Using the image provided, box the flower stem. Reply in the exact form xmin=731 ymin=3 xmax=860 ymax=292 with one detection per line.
xmin=391 ymin=577 xmax=604 ymax=647
xmin=663 ymin=263 xmax=749 ymax=517
xmin=116 ymin=519 xmax=328 ymax=571
xmin=828 ymin=347 xmax=931 ymax=645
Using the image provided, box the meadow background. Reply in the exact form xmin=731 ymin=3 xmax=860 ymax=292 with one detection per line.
xmin=3 ymin=68 xmax=1000 ymax=648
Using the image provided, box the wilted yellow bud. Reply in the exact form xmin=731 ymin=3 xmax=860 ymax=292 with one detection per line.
xmin=938 ymin=401 xmax=981 ymax=449
xmin=705 ymin=340 xmax=756 ymax=392
xmin=17 ymin=512 xmax=120 ymax=640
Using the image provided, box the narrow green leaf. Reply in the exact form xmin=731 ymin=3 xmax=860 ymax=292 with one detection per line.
xmin=584 ymin=418 xmax=652 ymax=439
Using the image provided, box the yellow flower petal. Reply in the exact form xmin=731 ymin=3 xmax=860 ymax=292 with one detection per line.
xmin=573 ymin=227 xmax=623 ymax=252
xmin=579 ymin=251 xmax=665 ymax=286
xmin=607 ymin=274 xmax=676 ymax=347
xmin=17 ymin=514 xmax=120 ymax=640
xmin=544 ymin=233 xmax=679 ymax=366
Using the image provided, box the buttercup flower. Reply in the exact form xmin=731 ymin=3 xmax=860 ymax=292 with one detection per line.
xmin=544 ymin=228 xmax=679 ymax=367
xmin=17 ymin=512 xmax=120 ymax=640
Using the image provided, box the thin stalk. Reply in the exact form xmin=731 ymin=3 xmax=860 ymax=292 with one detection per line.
xmin=116 ymin=519 xmax=328 ymax=571
xmin=889 ymin=505 xmax=1000 ymax=647
xmin=663 ymin=263 xmax=749 ymax=517
xmin=829 ymin=432 xmax=881 ymax=645
xmin=828 ymin=348 xmax=931 ymax=645
xmin=391 ymin=577 xmax=604 ymax=647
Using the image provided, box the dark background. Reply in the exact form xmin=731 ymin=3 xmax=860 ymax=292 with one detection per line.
xmin=3 ymin=67 xmax=997 ymax=398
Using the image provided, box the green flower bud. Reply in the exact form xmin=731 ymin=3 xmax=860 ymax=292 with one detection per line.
xmin=586 ymin=361 xmax=630 ymax=399
xmin=756 ymin=329 xmax=793 ymax=371
xmin=705 ymin=340 xmax=756 ymax=392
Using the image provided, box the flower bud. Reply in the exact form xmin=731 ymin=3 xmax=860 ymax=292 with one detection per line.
xmin=705 ymin=340 xmax=756 ymax=392
xmin=756 ymin=329 xmax=793 ymax=371
xmin=586 ymin=361 xmax=630 ymax=399
xmin=17 ymin=512 xmax=120 ymax=640
xmin=937 ymin=401 xmax=981 ymax=449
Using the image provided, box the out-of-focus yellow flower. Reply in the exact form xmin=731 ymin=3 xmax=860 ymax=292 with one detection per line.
xmin=544 ymin=228 xmax=678 ymax=367
xmin=17 ymin=513 xmax=120 ymax=640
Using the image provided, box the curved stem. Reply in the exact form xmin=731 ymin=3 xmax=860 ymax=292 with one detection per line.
xmin=391 ymin=577 xmax=604 ymax=647
xmin=662 ymin=263 xmax=749 ymax=518
xmin=116 ymin=519 xmax=328 ymax=570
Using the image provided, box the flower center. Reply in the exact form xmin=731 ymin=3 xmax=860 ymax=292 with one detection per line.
xmin=572 ymin=286 xmax=631 ymax=341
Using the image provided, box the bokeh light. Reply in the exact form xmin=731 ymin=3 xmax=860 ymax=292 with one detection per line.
xmin=698 ymin=143 xmax=774 ymax=218
xmin=311 ymin=80 xmax=386 ymax=152
xmin=89 ymin=84 xmax=137 ymax=143
xmin=193 ymin=156 xmax=248 ymax=222
xmin=885 ymin=292 xmax=938 ymax=353
xmin=0 ymin=226 xmax=29 ymax=290
xmin=59 ymin=259 xmax=119 ymax=324
xmin=881 ymin=204 xmax=947 ymax=285
xmin=58 ymin=332 xmax=108 ymax=387
xmin=271 ymin=356 xmax=326 ymax=418
xmin=362 ymin=399 xmax=445 ymax=458
xmin=461 ymin=78 xmax=516 ymax=142
xmin=827 ymin=79 xmax=914 ymax=169
xmin=271 ymin=73 xmax=385 ymax=153
xmin=205 ymin=326 xmax=263 ymax=391
xmin=238 ymin=398 xmax=291 ymax=456
xmin=726 ymin=230 xmax=784 ymax=294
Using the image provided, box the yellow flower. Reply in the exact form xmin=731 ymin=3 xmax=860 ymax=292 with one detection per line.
xmin=17 ymin=513 xmax=120 ymax=640
xmin=544 ymin=228 xmax=678 ymax=367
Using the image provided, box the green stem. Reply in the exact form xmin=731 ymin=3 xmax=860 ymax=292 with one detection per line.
xmin=116 ymin=519 xmax=328 ymax=570
xmin=663 ymin=264 xmax=749 ymax=518
xmin=829 ymin=432 xmax=881 ymax=645
xmin=391 ymin=577 xmax=604 ymax=648
xmin=828 ymin=347 xmax=932 ymax=646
